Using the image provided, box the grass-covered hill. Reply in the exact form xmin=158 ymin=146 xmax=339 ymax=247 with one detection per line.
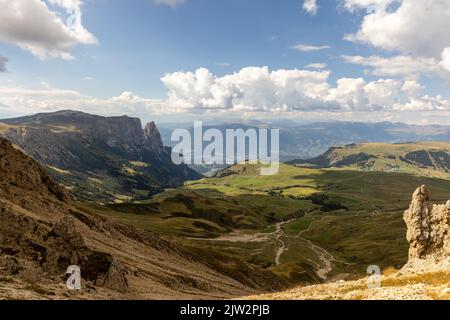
xmin=288 ymin=142 xmax=450 ymax=179
xmin=91 ymin=162 xmax=450 ymax=286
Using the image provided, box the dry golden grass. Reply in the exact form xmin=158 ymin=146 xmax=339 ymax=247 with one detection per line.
xmin=383 ymin=271 xmax=450 ymax=287
xmin=245 ymin=270 xmax=450 ymax=300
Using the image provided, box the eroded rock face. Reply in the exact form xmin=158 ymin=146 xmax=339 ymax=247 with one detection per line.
xmin=0 ymin=138 xmax=72 ymax=212
xmin=143 ymin=121 xmax=164 ymax=153
xmin=1 ymin=136 xmax=281 ymax=299
xmin=0 ymin=111 xmax=201 ymax=202
xmin=404 ymin=185 xmax=450 ymax=260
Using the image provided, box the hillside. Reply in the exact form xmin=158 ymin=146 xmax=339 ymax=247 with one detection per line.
xmin=244 ymin=266 xmax=450 ymax=300
xmin=0 ymin=111 xmax=200 ymax=203
xmin=2 ymin=134 xmax=448 ymax=300
xmin=100 ymin=161 xmax=450 ymax=287
xmin=0 ymin=137 xmax=280 ymax=299
xmin=288 ymin=142 xmax=450 ymax=179
xmin=245 ymin=185 xmax=450 ymax=300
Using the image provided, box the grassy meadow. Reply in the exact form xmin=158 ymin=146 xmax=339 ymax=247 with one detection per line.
xmin=84 ymin=161 xmax=450 ymax=285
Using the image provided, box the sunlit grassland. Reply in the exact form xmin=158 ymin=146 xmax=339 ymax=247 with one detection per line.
xmin=89 ymin=162 xmax=450 ymax=285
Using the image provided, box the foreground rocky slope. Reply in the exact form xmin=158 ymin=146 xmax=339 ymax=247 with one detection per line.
xmin=246 ymin=185 xmax=450 ymax=300
xmin=0 ymin=111 xmax=200 ymax=202
xmin=0 ymin=138 xmax=280 ymax=299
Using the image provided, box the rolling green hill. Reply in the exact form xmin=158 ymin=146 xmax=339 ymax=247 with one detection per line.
xmin=91 ymin=161 xmax=450 ymax=286
xmin=288 ymin=142 xmax=450 ymax=180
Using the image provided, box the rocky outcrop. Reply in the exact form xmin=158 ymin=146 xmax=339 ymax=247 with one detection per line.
xmin=0 ymin=138 xmax=128 ymax=292
xmin=403 ymin=185 xmax=449 ymax=261
xmin=0 ymin=138 xmax=258 ymax=299
xmin=1 ymin=110 xmax=165 ymax=155
xmin=247 ymin=186 xmax=450 ymax=301
xmin=0 ymin=138 xmax=72 ymax=212
xmin=143 ymin=121 xmax=164 ymax=153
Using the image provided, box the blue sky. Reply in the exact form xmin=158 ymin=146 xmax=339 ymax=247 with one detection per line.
xmin=1 ymin=0 xmax=450 ymax=124
xmin=1 ymin=0 xmax=363 ymax=97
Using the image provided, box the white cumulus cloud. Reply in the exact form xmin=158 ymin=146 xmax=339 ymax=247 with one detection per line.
xmin=342 ymin=55 xmax=440 ymax=79
xmin=327 ymin=78 xmax=367 ymax=111
xmin=305 ymin=63 xmax=327 ymax=69
xmin=1 ymin=68 xmax=450 ymax=122
xmin=344 ymin=1 xmax=450 ymax=83
xmin=0 ymin=0 xmax=96 ymax=60
xmin=344 ymin=0 xmax=450 ymax=57
xmin=161 ymin=66 xmax=450 ymax=113
xmin=401 ymin=80 xmax=424 ymax=98
xmin=303 ymin=0 xmax=318 ymax=15
xmin=161 ymin=67 xmax=336 ymax=112
xmin=440 ymin=47 xmax=450 ymax=72
xmin=0 ymin=83 xmax=168 ymax=119
xmin=292 ymin=44 xmax=331 ymax=52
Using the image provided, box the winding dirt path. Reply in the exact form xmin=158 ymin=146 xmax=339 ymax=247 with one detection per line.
xmin=272 ymin=219 xmax=335 ymax=278
xmin=299 ymin=236 xmax=334 ymax=279
xmin=274 ymin=220 xmax=294 ymax=266
xmin=293 ymin=220 xmax=354 ymax=280
xmin=190 ymin=216 xmax=353 ymax=280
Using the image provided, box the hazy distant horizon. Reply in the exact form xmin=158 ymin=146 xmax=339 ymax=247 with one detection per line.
xmin=2 ymin=108 xmax=450 ymax=127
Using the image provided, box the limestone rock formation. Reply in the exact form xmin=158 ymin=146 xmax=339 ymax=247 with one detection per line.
xmin=403 ymin=185 xmax=449 ymax=261
xmin=246 ymin=186 xmax=450 ymax=300
xmin=143 ymin=121 xmax=164 ymax=153
xmin=0 ymin=110 xmax=201 ymax=202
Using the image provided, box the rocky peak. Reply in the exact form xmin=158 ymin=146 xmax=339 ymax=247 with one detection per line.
xmin=76 ymin=115 xmax=145 ymax=151
xmin=143 ymin=121 xmax=164 ymax=152
xmin=1 ymin=110 xmax=168 ymax=154
xmin=0 ymin=111 xmax=200 ymax=202
xmin=403 ymin=185 xmax=449 ymax=261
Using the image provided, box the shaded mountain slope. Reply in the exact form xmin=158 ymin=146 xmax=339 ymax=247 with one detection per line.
xmin=0 ymin=111 xmax=201 ymax=203
xmin=0 ymin=137 xmax=284 ymax=299
xmin=288 ymin=142 xmax=450 ymax=179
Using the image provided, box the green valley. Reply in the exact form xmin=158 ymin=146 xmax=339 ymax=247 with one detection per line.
xmin=88 ymin=158 xmax=450 ymax=286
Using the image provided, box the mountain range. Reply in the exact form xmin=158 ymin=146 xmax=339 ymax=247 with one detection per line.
xmin=0 ymin=137 xmax=284 ymax=299
xmin=288 ymin=141 xmax=450 ymax=179
xmin=0 ymin=111 xmax=200 ymax=203
xmin=160 ymin=121 xmax=450 ymax=161
xmin=1 ymin=110 xmax=450 ymax=300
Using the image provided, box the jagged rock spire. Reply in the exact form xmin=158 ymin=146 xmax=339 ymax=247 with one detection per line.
xmin=404 ymin=185 xmax=450 ymax=260
xmin=143 ymin=121 xmax=164 ymax=152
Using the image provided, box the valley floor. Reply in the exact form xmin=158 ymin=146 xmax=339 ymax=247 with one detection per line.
xmin=96 ymin=163 xmax=450 ymax=288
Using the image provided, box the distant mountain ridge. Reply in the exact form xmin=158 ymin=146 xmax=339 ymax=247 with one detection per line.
xmin=160 ymin=121 xmax=450 ymax=161
xmin=0 ymin=110 xmax=201 ymax=202
xmin=288 ymin=141 xmax=450 ymax=180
